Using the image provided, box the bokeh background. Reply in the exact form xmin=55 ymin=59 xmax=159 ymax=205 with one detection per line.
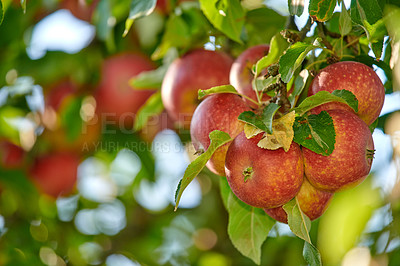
xmin=0 ymin=0 xmax=399 ymax=265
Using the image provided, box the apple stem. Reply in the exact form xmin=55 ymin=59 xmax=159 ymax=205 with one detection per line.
xmin=243 ymin=167 xmax=254 ymax=182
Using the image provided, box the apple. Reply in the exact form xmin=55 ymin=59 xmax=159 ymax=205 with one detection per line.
xmin=308 ymin=61 xmax=385 ymax=125
xmin=229 ymin=44 xmax=270 ymax=107
xmin=30 ymin=152 xmax=80 ymax=197
xmin=95 ymin=53 xmax=157 ymax=129
xmin=190 ymin=93 xmax=250 ymax=176
xmin=0 ymin=141 xmax=25 ymax=169
xmin=264 ymin=178 xmax=333 ymax=223
xmin=61 ymin=0 xmax=100 ymax=22
xmin=225 ymin=132 xmax=304 ymax=208
xmin=161 ymin=49 xmax=233 ymax=129
xmin=303 ymin=109 xmax=374 ymax=192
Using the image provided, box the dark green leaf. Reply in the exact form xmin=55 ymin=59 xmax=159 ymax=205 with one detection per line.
xmin=220 ymin=178 xmax=275 ymax=265
xmin=289 ymin=0 xmax=305 ymax=17
xmin=238 ymin=111 xmax=269 ymax=133
xmin=279 ymin=41 xmax=320 ymax=83
xmin=261 ymin=103 xmax=280 ymax=134
xmin=199 ymin=0 xmax=245 ymax=43
xmin=293 ymin=111 xmax=336 ymax=156
xmin=175 ymin=130 xmax=232 ymax=210
xmin=134 ymin=92 xmax=164 ymax=131
xmin=309 ymin=0 xmax=337 ymax=22
xmin=283 ymin=198 xmax=311 ymax=242
xmin=0 ymin=1 xmax=4 ymax=26
xmin=303 ymin=241 xmax=323 ymax=266
xmin=198 ymin=85 xmax=239 ymax=99
xmin=94 ymin=0 xmax=112 ymax=41
xmin=124 ymin=0 xmax=157 ymax=37
xmin=339 ymin=2 xmax=352 ymax=36
xmin=350 ymin=0 xmax=382 ymax=26
xmin=255 ymin=34 xmax=289 ymax=76
xmin=292 ymin=90 xmax=358 ymax=115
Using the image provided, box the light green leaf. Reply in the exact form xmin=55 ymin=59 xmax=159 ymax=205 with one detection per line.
xmin=175 ymin=130 xmax=232 ymax=210
xmin=0 ymin=0 xmax=3 ymax=25
xmin=199 ymin=0 xmax=245 ymax=43
xmin=292 ymin=89 xmax=358 ymax=115
xmin=220 ymin=178 xmax=275 ymax=265
xmin=288 ymin=69 xmax=310 ymax=107
xmin=283 ymin=198 xmax=311 ymax=242
xmin=130 ymin=66 xmax=167 ymax=89
xmin=309 ymin=0 xmax=337 ymax=22
xmin=134 ymin=92 xmax=164 ymax=131
xmin=289 ymin=0 xmax=305 ymax=17
xmin=261 ymin=103 xmax=280 ymax=134
xmin=124 ymin=0 xmax=157 ymax=37
xmin=339 ymin=2 xmax=352 ymax=36
xmin=254 ymin=34 xmax=288 ymax=76
xmin=303 ymin=241 xmax=322 ymax=266
xmin=198 ymin=85 xmax=239 ymax=99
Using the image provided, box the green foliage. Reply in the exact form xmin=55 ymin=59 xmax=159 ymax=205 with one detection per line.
xmin=309 ymin=0 xmax=337 ymax=22
xmin=198 ymin=84 xmax=238 ymax=99
xmin=174 ymin=130 xmax=232 ymax=210
xmin=124 ymin=0 xmax=157 ymax=37
xmin=0 ymin=0 xmax=3 ymax=25
xmin=238 ymin=103 xmax=280 ymax=135
xmin=220 ymin=178 xmax=275 ymax=265
xmin=254 ymin=34 xmax=288 ymax=76
xmin=339 ymin=2 xmax=353 ymax=36
xmin=133 ymin=92 xmax=163 ymax=131
xmin=288 ymin=0 xmax=305 ymax=17
xmin=199 ymin=0 xmax=245 ymax=43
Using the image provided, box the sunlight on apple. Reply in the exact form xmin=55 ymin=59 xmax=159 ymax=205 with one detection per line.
xmin=27 ymin=9 xmax=95 ymax=60
xmin=106 ymin=254 xmax=140 ymax=266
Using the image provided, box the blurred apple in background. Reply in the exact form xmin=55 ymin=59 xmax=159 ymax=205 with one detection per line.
xmin=29 ymin=152 xmax=80 ymax=197
xmin=0 ymin=140 xmax=25 ymax=169
xmin=95 ymin=53 xmax=157 ymax=129
xmin=161 ymin=49 xmax=233 ymax=129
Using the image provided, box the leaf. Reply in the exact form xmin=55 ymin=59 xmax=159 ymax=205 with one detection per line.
xmin=283 ymin=198 xmax=311 ymax=242
xmin=243 ymin=124 xmax=263 ymax=139
xmin=279 ymin=41 xmax=320 ymax=83
xmin=261 ymin=103 xmax=280 ymax=134
xmin=133 ymin=92 xmax=164 ymax=131
xmin=124 ymin=0 xmax=157 ymax=37
xmin=258 ymin=111 xmax=295 ymax=152
xmin=174 ymin=130 xmax=232 ymax=210
xmin=21 ymin=0 xmax=26 ymax=14
xmin=95 ymin=0 xmax=112 ymax=41
xmin=60 ymin=97 xmax=84 ymax=142
xmin=0 ymin=1 xmax=4 ymax=26
xmin=303 ymin=241 xmax=323 ymax=266
xmin=339 ymin=2 xmax=352 ymax=36
xmin=254 ymin=34 xmax=288 ymax=76
xmin=199 ymin=0 xmax=245 ymax=43
xmin=288 ymin=69 xmax=310 ymax=107
xmin=220 ymin=178 xmax=275 ymax=265
xmin=198 ymin=85 xmax=239 ymax=99
xmin=308 ymin=0 xmax=336 ymax=22
xmin=293 ymin=111 xmax=336 ymax=156
xmin=292 ymin=90 xmax=358 ymax=116
xmin=350 ymin=0 xmax=382 ymax=26
xmin=130 ymin=66 xmax=167 ymax=89
xmin=288 ymin=0 xmax=305 ymax=17
xmin=238 ymin=111 xmax=269 ymax=133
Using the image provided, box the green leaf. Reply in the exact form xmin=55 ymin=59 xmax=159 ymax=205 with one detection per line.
xmin=293 ymin=111 xmax=336 ymax=156
xmin=339 ymin=2 xmax=352 ymax=36
xmin=21 ymin=0 xmax=26 ymax=13
xmin=261 ymin=103 xmax=280 ymax=134
xmin=0 ymin=1 xmax=4 ymax=26
xmin=308 ymin=0 xmax=337 ymax=22
xmin=198 ymin=85 xmax=239 ymax=99
xmin=292 ymin=90 xmax=358 ymax=115
xmin=124 ymin=0 xmax=157 ymax=37
xmin=133 ymin=92 xmax=164 ymax=131
xmin=199 ymin=0 xmax=245 ymax=43
xmin=95 ymin=0 xmax=112 ymax=41
xmin=254 ymin=34 xmax=288 ymax=76
xmin=220 ymin=178 xmax=275 ymax=265
xmin=289 ymin=0 xmax=305 ymax=17
xmin=174 ymin=130 xmax=232 ymax=210
xmin=238 ymin=111 xmax=269 ymax=133
xmin=130 ymin=67 xmax=167 ymax=89
xmin=303 ymin=241 xmax=323 ymax=266
xmin=283 ymin=198 xmax=311 ymax=242
xmin=288 ymin=69 xmax=310 ymax=107
xmin=60 ymin=97 xmax=84 ymax=143
xmin=350 ymin=0 xmax=382 ymax=26
xmin=279 ymin=40 xmax=320 ymax=83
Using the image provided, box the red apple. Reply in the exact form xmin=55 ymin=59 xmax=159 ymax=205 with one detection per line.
xmin=0 ymin=141 xmax=25 ymax=169
xmin=264 ymin=178 xmax=333 ymax=223
xmin=30 ymin=152 xmax=80 ymax=197
xmin=61 ymin=0 xmax=100 ymax=22
xmin=190 ymin=93 xmax=250 ymax=176
xmin=161 ymin=49 xmax=233 ymax=129
xmin=303 ymin=109 xmax=374 ymax=192
xmin=230 ymin=44 xmax=270 ymax=107
xmin=225 ymin=132 xmax=304 ymax=208
xmin=308 ymin=61 xmax=385 ymax=125
xmin=95 ymin=53 xmax=157 ymax=129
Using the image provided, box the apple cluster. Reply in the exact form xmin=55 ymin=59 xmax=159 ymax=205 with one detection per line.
xmin=162 ymin=45 xmax=385 ymax=223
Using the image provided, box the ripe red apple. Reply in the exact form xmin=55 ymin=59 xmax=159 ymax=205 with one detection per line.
xmin=229 ymin=44 xmax=270 ymax=107
xmin=0 ymin=141 xmax=25 ymax=169
xmin=303 ymin=109 xmax=374 ymax=192
xmin=61 ymin=0 xmax=100 ymax=22
xmin=225 ymin=132 xmax=304 ymax=208
xmin=161 ymin=49 xmax=233 ymax=129
xmin=264 ymin=178 xmax=333 ymax=223
xmin=30 ymin=152 xmax=80 ymax=197
xmin=190 ymin=93 xmax=250 ymax=176
xmin=308 ymin=61 xmax=385 ymax=125
xmin=95 ymin=53 xmax=157 ymax=129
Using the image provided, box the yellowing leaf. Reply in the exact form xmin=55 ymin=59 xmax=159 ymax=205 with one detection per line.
xmin=257 ymin=111 xmax=295 ymax=152
xmin=244 ymin=123 xmax=263 ymax=139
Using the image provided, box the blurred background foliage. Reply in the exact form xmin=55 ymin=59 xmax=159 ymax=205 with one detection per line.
xmin=0 ymin=0 xmax=399 ymax=265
